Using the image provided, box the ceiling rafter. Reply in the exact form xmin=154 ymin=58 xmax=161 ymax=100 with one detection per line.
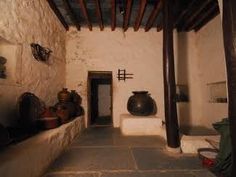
xmin=145 ymin=0 xmax=162 ymax=32
xmin=134 ymin=0 xmax=147 ymax=31
xmin=78 ymin=0 xmax=92 ymax=31
xmin=47 ymin=0 xmax=69 ymax=31
xmin=94 ymin=0 xmax=104 ymax=31
xmin=62 ymin=0 xmax=80 ymax=31
xmin=123 ymin=0 xmax=133 ymax=31
xmin=180 ymin=0 xmax=213 ymax=31
xmin=193 ymin=3 xmax=220 ymax=31
xmin=174 ymin=0 xmax=200 ymax=27
xmin=111 ymin=0 xmax=116 ymax=31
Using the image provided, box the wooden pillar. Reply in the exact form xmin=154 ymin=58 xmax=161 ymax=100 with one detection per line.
xmin=163 ymin=0 xmax=180 ymax=148
xmin=222 ymin=0 xmax=236 ymax=176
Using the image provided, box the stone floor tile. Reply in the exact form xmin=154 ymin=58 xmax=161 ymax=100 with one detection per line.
xmin=132 ymin=148 xmax=202 ymax=170
xmin=44 ymin=172 xmax=100 ymax=177
xmin=191 ymin=170 xmax=216 ymax=177
xmin=101 ymin=171 xmax=196 ymax=177
xmin=71 ymin=134 xmax=114 ymax=146
xmin=49 ymin=147 xmax=136 ymax=171
xmin=113 ymin=136 xmax=166 ymax=147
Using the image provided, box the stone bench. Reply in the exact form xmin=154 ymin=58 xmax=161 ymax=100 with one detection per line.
xmin=0 ymin=116 xmax=85 ymax=177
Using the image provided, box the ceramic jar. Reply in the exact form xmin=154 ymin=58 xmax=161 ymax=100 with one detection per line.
xmin=127 ymin=91 xmax=155 ymax=116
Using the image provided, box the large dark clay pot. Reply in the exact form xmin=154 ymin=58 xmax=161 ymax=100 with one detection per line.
xmin=127 ymin=91 xmax=154 ymax=116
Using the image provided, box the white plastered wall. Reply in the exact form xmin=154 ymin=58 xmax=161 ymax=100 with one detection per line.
xmin=0 ymin=0 xmax=66 ymax=126
xmin=66 ymin=28 xmax=165 ymax=127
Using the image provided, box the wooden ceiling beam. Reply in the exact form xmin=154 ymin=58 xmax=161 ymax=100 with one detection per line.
xmin=94 ymin=0 xmax=104 ymax=31
xmin=180 ymin=0 xmax=213 ymax=30
xmin=193 ymin=4 xmax=220 ymax=32
xmin=145 ymin=0 xmax=162 ymax=32
xmin=47 ymin=0 xmax=69 ymax=31
xmin=78 ymin=0 xmax=92 ymax=31
xmin=123 ymin=0 xmax=133 ymax=31
xmin=62 ymin=0 xmax=80 ymax=31
xmin=134 ymin=0 xmax=147 ymax=31
xmin=174 ymin=0 xmax=200 ymax=27
xmin=111 ymin=0 xmax=116 ymax=31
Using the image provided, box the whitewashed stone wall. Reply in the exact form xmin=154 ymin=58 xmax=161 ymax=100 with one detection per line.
xmin=66 ymin=28 xmax=165 ymax=127
xmin=0 ymin=0 xmax=66 ymax=126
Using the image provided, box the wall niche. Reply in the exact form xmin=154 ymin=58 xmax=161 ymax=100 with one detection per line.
xmin=0 ymin=37 xmax=22 ymax=86
xmin=207 ymin=81 xmax=227 ymax=103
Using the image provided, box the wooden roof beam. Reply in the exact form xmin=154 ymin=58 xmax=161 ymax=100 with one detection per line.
xmin=111 ymin=0 xmax=116 ymax=31
xmin=134 ymin=0 xmax=147 ymax=31
xmin=94 ymin=0 xmax=104 ymax=31
xmin=123 ymin=0 xmax=133 ymax=32
xmin=62 ymin=0 xmax=80 ymax=31
xmin=193 ymin=3 xmax=220 ymax=32
xmin=78 ymin=0 xmax=92 ymax=31
xmin=180 ymin=0 xmax=213 ymax=30
xmin=174 ymin=0 xmax=201 ymax=27
xmin=145 ymin=0 xmax=162 ymax=32
xmin=47 ymin=0 xmax=69 ymax=31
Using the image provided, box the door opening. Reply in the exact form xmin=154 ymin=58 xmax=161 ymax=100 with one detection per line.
xmin=88 ymin=71 xmax=113 ymax=127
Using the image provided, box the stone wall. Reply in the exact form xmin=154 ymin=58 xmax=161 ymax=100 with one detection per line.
xmin=66 ymin=28 xmax=165 ymax=127
xmin=0 ymin=0 xmax=66 ymax=126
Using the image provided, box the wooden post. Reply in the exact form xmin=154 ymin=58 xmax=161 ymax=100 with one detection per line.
xmin=222 ymin=0 xmax=236 ymax=176
xmin=163 ymin=0 xmax=180 ymax=149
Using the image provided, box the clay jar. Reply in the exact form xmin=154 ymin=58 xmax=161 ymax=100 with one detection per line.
xmin=57 ymin=88 xmax=70 ymax=103
xmin=127 ymin=91 xmax=155 ymax=116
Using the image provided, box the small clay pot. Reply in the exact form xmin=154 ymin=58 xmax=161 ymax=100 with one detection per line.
xmin=57 ymin=88 xmax=70 ymax=103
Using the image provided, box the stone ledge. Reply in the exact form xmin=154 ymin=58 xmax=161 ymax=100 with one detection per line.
xmin=0 ymin=116 xmax=85 ymax=177
xmin=120 ymin=113 xmax=164 ymax=136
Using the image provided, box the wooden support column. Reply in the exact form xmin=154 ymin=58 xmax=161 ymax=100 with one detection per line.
xmin=47 ymin=0 xmax=69 ymax=30
xmin=222 ymin=0 xmax=236 ymax=176
xmin=163 ymin=0 xmax=180 ymax=149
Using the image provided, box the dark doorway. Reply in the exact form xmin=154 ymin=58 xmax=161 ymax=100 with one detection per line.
xmin=88 ymin=71 xmax=113 ymax=127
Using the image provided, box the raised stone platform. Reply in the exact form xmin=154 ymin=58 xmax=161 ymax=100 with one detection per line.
xmin=0 ymin=116 xmax=85 ymax=177
xmin=120 ymin=113 xmax=164 ymax=136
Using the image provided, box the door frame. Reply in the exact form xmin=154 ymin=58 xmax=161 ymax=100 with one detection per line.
xmin=87 ymin=71 xmax=113 ymax=127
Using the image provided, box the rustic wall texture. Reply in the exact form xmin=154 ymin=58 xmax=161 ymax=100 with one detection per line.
xmin=0 ymin=0 xmax=66 ymax=126
xmin=176 ymin=15 xmax=227 ymax=129
xmin=66 ymin=28 xmax=165 ymax=127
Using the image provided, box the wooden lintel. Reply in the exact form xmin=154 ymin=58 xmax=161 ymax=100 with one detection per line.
xmin=62 ymin=0 xmax=80 ymax=31
xmin=78 ymin=0 xmax=92 ymax=31
xmin=181 ymin=0 xmax=213 ymax=30
xmin=163 ymin=0 xmax=180 ymax=148
xmin=123 ymin=0 xmax=133 ymax=31
xmin=193 ymin=5 xmax=219 ymax=32
xmin=94 ymin=0 xmax=104 ymax=31
xmin=47 ymin=0 xmax=69 ymax=30
xmin=134 ymin=0 xmax=147 ymax=31
xmin=111 ymin=0 xmax=116 ymax=31
xmin=145 ymin=0 xmax=162 ymax=32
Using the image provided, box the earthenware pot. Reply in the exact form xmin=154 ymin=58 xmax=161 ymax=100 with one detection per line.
xmin=127 ymin=91 xmax=154 ymax=116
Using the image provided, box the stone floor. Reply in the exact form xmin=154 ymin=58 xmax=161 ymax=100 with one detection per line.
xmin=43 ymin=127 xmax=216 ymax=177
